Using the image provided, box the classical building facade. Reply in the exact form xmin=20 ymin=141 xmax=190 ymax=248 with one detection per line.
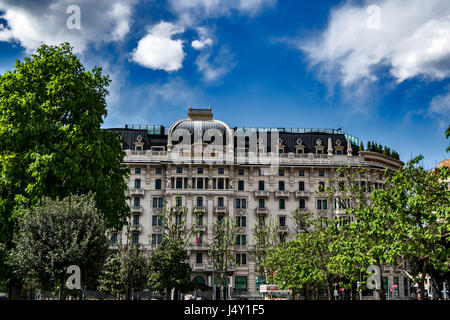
xmin=109 ymin=107 xmax=412 ymax=300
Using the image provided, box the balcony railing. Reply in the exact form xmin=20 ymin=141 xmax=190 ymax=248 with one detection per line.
xmin=214 ymin=206 xmax=227 ymax=214
xmin=235 ymin=208 xmax=248 ymax=215
xmin=277 ymin=225 xmax=288 ymax=233
xmin=193 ymin=206 xmax=207 ymax=214
xmin=295 ymin=191 xmax=310 ymax=198
xmin=131 ymin=206 xmax=143 ymax=213
xmin=194 ymin=225 xmax=206 ymax=232
xmin=254 ymin=190 xmax=269 ymax=197
xmin=256 ymin=207 xmax=268 ymax=215
xmin=193 ymin=263 xmax=206 ymax=271
xmin=275 ymin=191 xmax=289 ymax=198
xmin=130 ymin=188 xmax=145 ymax=196
xmin=131 ymin=223 xmax=142 ymax=232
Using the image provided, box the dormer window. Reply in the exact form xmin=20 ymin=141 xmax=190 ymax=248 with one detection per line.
xmin=334 ymin=139 xmax=345 ymax=155
xmin=134 ymin=135 xmax=144 ymax=151
xmin=314 ymin=139 xmax=325 ymax=154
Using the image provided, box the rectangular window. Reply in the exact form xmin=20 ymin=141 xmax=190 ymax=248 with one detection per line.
xmin=155 ymin=179 xmax=162 ymax=190
xmin=197 ymin=197 xmax=203 ymax=207
xmin=176 ymin=197 xmax=182 ymax=207
xmin=299 ymin=198 xmax=305 ymax=209
xmin=135 ymin=168 xmax=141 ymax=174
xmin=299 ymin=181 xmax=305 ymax=191
xmin=236 ymin=253 xmax=241 ymax=265
xmin=297 ymin=149 xmax=303 ymax=154
xmin=158 ymin=197 xmax=164 ymax=208
xmin=316 ymin=149 xmax=323 ymax=155
xmin=242 ymin=216 xmax=247 ymax=227
xmin=197 ymin=179 xmax=203 ymax=189
xmin=218 ymin=168 xmax=224 ymax=174
xmin=134 ymin=197 xmax=140 ymax=207
xmin=151 ymin=234 xmax=156 ymax=244
xmin=157 ymin=234 xmax=162 ymax=244
xmin=132 ymin=234 xmax=139 ymax=244
xmin=176 ymin=179 xmax=182 ymax=189
xmin=238 ymin=169 xmax=244 ymax=176
xmin=152 ymin=215 xmax=157 ymax=226
xmin=197 ymin=168 xmax=203 ymax=174
xmin=241 ymin=234 xmax=247 ymax=245
xmin=278 ymin=169 xmax=285 ymax=176
xmin=279 ymin=181 xmax=285 ymax=191
xmin=383 ymin=277 xmax=388 ymax=295
xmin=259 ymin=198 xmax=265 ymax=209
xmin=133 ymin=215 xmax=139 ymax=226
xmin=318 ymin=181 xmax=325 ymax=191
xmin=238 ymin=181 xmax=244 ymax=191
xmin=134 ymin=179 xmax=141 ymax=189
xmin=242 ymin=253 xmax=247 ymax=265
xmin=318 ymin=170 xmax=325 ymax=177
xmin=153 ymin=198 xmax=157 ymax=208
xmin=136 ymin=146 xmax=142 ymax=151
xmin=235 ymin=199 xmax=241 ymax=208
xmin=258 ymin=169 xmax=264 ymax=176
xmin=403 ymin=278 xmax=409 ymax=297
xmin=317 ymin=199 xmax=328 ymax=210
xmin=236 ymin=235 xmax=241 ymax=245
xmin=235 ymin=276 xmax=248 ymax=290
xmin=279 ymin=199 xmax=285 ymax=209
xmin=241 ymin=198 xmax=247 ymax=209
xmin=155 ymin=168 xmax=162 ymax=174
xmin=258 ymin=181 xmax=265 ymax=191
xmin=196 ymin=215 xmax=203 ymax=226
xmin=218 ymin=197 xmax=224 ymax=207
xmin=298 ymin=170 xmax=305 ymax=177
xmin=176 ymin=167 xmax=183 ymax=174
xmin=218 ymin=180 xmax=224 ymax=189
xmin=279 ymin=216 xmax=286 ymax=226
xmin=196 ymin=253 xmax=203 ymax=264
xmin=111 ymin=233 xmax=117 ymax=244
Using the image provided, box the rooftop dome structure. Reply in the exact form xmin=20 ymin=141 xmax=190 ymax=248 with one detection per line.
xmin=167 ymin=107 xmax=233 ymax=149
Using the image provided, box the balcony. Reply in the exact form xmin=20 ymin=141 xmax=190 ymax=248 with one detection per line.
xmin=256 ymin=207 xmax=268 ymax=215
xmin=214 ymin=206 xmax=228 ymax=214
xmin=193 ymin=263 xmax=206 ymax=271
xmin=277 ymin=225 xmax=288 ymax=233
xmin=235 ymin=208 xmax=248 ymax=215
xmin=194 ymin=225 xmax=206 ymax=232
xmin=193 ymin=206 xmax=207 ymax=214
xmin=295 ymin=191 xmax=310 ymax=198
xmin=131 ymin=223 xmax=142 ymax=232
xmin=275 ymin=191 xmax=289 ymax=198
xmin=333 ymin=209 xmax=347 ymax=216
xmin=130 ymin=188 xmax=145 ymax=196
xmin=296 ymin=208 xmax=310 ymax=213
xmin=131 ymin=206 xmax=143 ymax=213
xmin=254 ymin=190 xmax=269 ymax=197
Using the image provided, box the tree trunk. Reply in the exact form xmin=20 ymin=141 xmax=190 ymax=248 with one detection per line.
xmin=327 ymin=283 xmax=332 ymax=301
xmin=417 ymin=261 xmax=427 ymax=300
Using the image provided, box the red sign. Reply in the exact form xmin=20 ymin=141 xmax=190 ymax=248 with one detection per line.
xmin=340 ymin=288 xmax=345 ymax=292
xmin=393 ymin=284 xmax=398 ymax=289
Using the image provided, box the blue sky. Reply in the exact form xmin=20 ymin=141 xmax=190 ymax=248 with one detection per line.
xmin=0 ymin=0 xmax=449 ymax=168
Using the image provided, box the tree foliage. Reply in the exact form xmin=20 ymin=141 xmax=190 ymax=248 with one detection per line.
xmin=98 ymin=242 xmax=148 ymax=300
xmin=207 ymin=217 xmax=238 ymax=300
xmin=9 ymin=193 xmax=109 ymax=299
xmin=0 ymin=43 xmax=129 ymax=289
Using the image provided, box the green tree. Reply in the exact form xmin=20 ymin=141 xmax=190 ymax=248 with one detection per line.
xmin=0 ymin=43 xmax=129 ymax=293
xmin=98 ymin=241 xmax=148 ymax=300
xmin=446 ymin=125 xmax=450 ymax=152
xmin=369 ymin=156 xmax=450 ymax=300
xmin=207 ymin=217 xmax=238 ymax=300
xmin=249 ymin=218 xmax=277 ymax=285
xmin=9 ymin=193 xmax=109 ymax=299
xmin=146 ymin=201 xmax=195 ymax=299
xmin=148 ymin=238 xmax=194 ymax=300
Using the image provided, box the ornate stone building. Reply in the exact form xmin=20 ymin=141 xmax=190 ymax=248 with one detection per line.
xmin=109 ymin=107 xmax=412 ymax=300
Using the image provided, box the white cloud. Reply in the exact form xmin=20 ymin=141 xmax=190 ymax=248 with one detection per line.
xmin=131 ymin=21 xmax=185 ymax=72
xmin=0 ymin=0 xmax=136 ymax=53
xmin=192 ymin=38 xmax=213 ymax=50
xmin=429 ymin=91 xmax=450 ymax=127
xmin=195 ymin=46 xmax=236 ymax=82
xmin=168 ymin=0 xmax=276 ymax=26
xmin=300 ymin=0 xmax=450 ymax=85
